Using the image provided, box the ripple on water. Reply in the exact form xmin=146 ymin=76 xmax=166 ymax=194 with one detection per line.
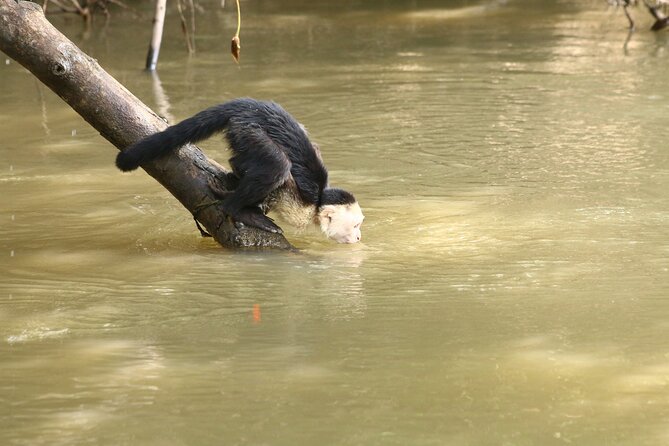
xmin=7 ymin=327 xmax=70 ymax=344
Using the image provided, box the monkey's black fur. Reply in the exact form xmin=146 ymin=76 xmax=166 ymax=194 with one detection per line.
xmin=116 ymin=98 xmax=356 ymax=233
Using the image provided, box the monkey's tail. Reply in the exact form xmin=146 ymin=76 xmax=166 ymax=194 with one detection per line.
xmin=115 ymin=103 xmax=236 ymax=172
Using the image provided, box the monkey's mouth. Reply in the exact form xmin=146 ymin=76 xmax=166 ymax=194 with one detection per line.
xmin=334 ymin=236 xmax=361 ymax=244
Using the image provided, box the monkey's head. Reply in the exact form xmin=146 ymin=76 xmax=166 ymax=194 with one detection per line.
xmin=317 ymin=188 xmax=364 ymax=244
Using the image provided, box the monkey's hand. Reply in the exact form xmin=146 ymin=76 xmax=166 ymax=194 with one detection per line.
xmin=231 ymin=207 xmax=283 ymax=234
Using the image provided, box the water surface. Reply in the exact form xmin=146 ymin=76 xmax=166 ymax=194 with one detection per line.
xmin=2 ymin=0 xmax=669 ymax=444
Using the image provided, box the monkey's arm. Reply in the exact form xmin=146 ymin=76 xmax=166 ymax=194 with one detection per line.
xmin=219 ymin=124 xmax=291 ymax=233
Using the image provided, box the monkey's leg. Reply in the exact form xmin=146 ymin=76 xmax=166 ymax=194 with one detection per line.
xmin=222 ymin=150 xmax=291 ymax=234
xmin=222 ymin=172 xmax=285 ymax=233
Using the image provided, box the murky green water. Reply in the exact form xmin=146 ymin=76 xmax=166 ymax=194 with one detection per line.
xmin=2 ymin=0 xmax=669 ymax=444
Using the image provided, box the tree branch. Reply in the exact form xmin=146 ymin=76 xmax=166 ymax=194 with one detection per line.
xmin=0 ymin=0 xmax=294 ymax=250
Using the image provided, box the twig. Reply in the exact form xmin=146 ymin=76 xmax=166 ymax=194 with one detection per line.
xmin=188 ymin=0 xmax=196 ymax=52
xmin=176 ymin=0 xmax=194 ymax=54
xmin=623 ymin=3 xmax=635 ymax=29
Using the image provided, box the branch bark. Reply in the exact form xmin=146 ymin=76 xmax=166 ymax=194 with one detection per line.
xmin=0 ymin=0 xmax=293 ymax=250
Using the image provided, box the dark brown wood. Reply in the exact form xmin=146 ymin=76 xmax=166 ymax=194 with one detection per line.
xmin=646 ymin=3 xmax=669 ymax=31
xmin=0 ymin=0 xmax=293 ymax=250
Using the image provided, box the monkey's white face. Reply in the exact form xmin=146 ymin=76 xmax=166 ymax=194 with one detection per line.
xmin=318 ymin=202 xmax=364 ymax=244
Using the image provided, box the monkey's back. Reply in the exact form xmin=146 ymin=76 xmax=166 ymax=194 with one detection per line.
xmin=223 ymin=98 xmax=328 ymax=205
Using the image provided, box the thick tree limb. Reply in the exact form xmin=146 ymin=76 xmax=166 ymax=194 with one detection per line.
xmin=0 ymin=0 xmax=293 ymax=250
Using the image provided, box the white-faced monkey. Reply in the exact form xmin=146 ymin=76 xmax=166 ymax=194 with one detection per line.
xmin=116 ymin=98 xmax=364 ymax=244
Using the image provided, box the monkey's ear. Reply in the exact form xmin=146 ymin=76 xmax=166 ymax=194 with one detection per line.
xmin=317 ymin=205 xmax=337 ymax=237
xmin=318 ymin=204 xmax=337 ymax=228
xmin=318 ymin=205 xmax=336 ymax=218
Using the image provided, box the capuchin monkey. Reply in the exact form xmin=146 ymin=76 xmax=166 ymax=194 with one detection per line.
xmin=116 ymin=98 xmax=364 ymax=244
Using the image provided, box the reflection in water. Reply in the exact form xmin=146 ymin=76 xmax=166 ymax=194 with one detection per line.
xmin=34 ymin=81 xmax=51 ymax=137
xmin=150 ymin=71 xmax=174 ymax=123
xmin=2 ymin=0 xmax=669 ymax=444
xmin=400 ymin=0 xmax=509 ymax=21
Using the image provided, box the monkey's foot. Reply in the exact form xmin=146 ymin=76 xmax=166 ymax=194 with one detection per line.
xmin=231 ymin=208 xmax=283 ymax=234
